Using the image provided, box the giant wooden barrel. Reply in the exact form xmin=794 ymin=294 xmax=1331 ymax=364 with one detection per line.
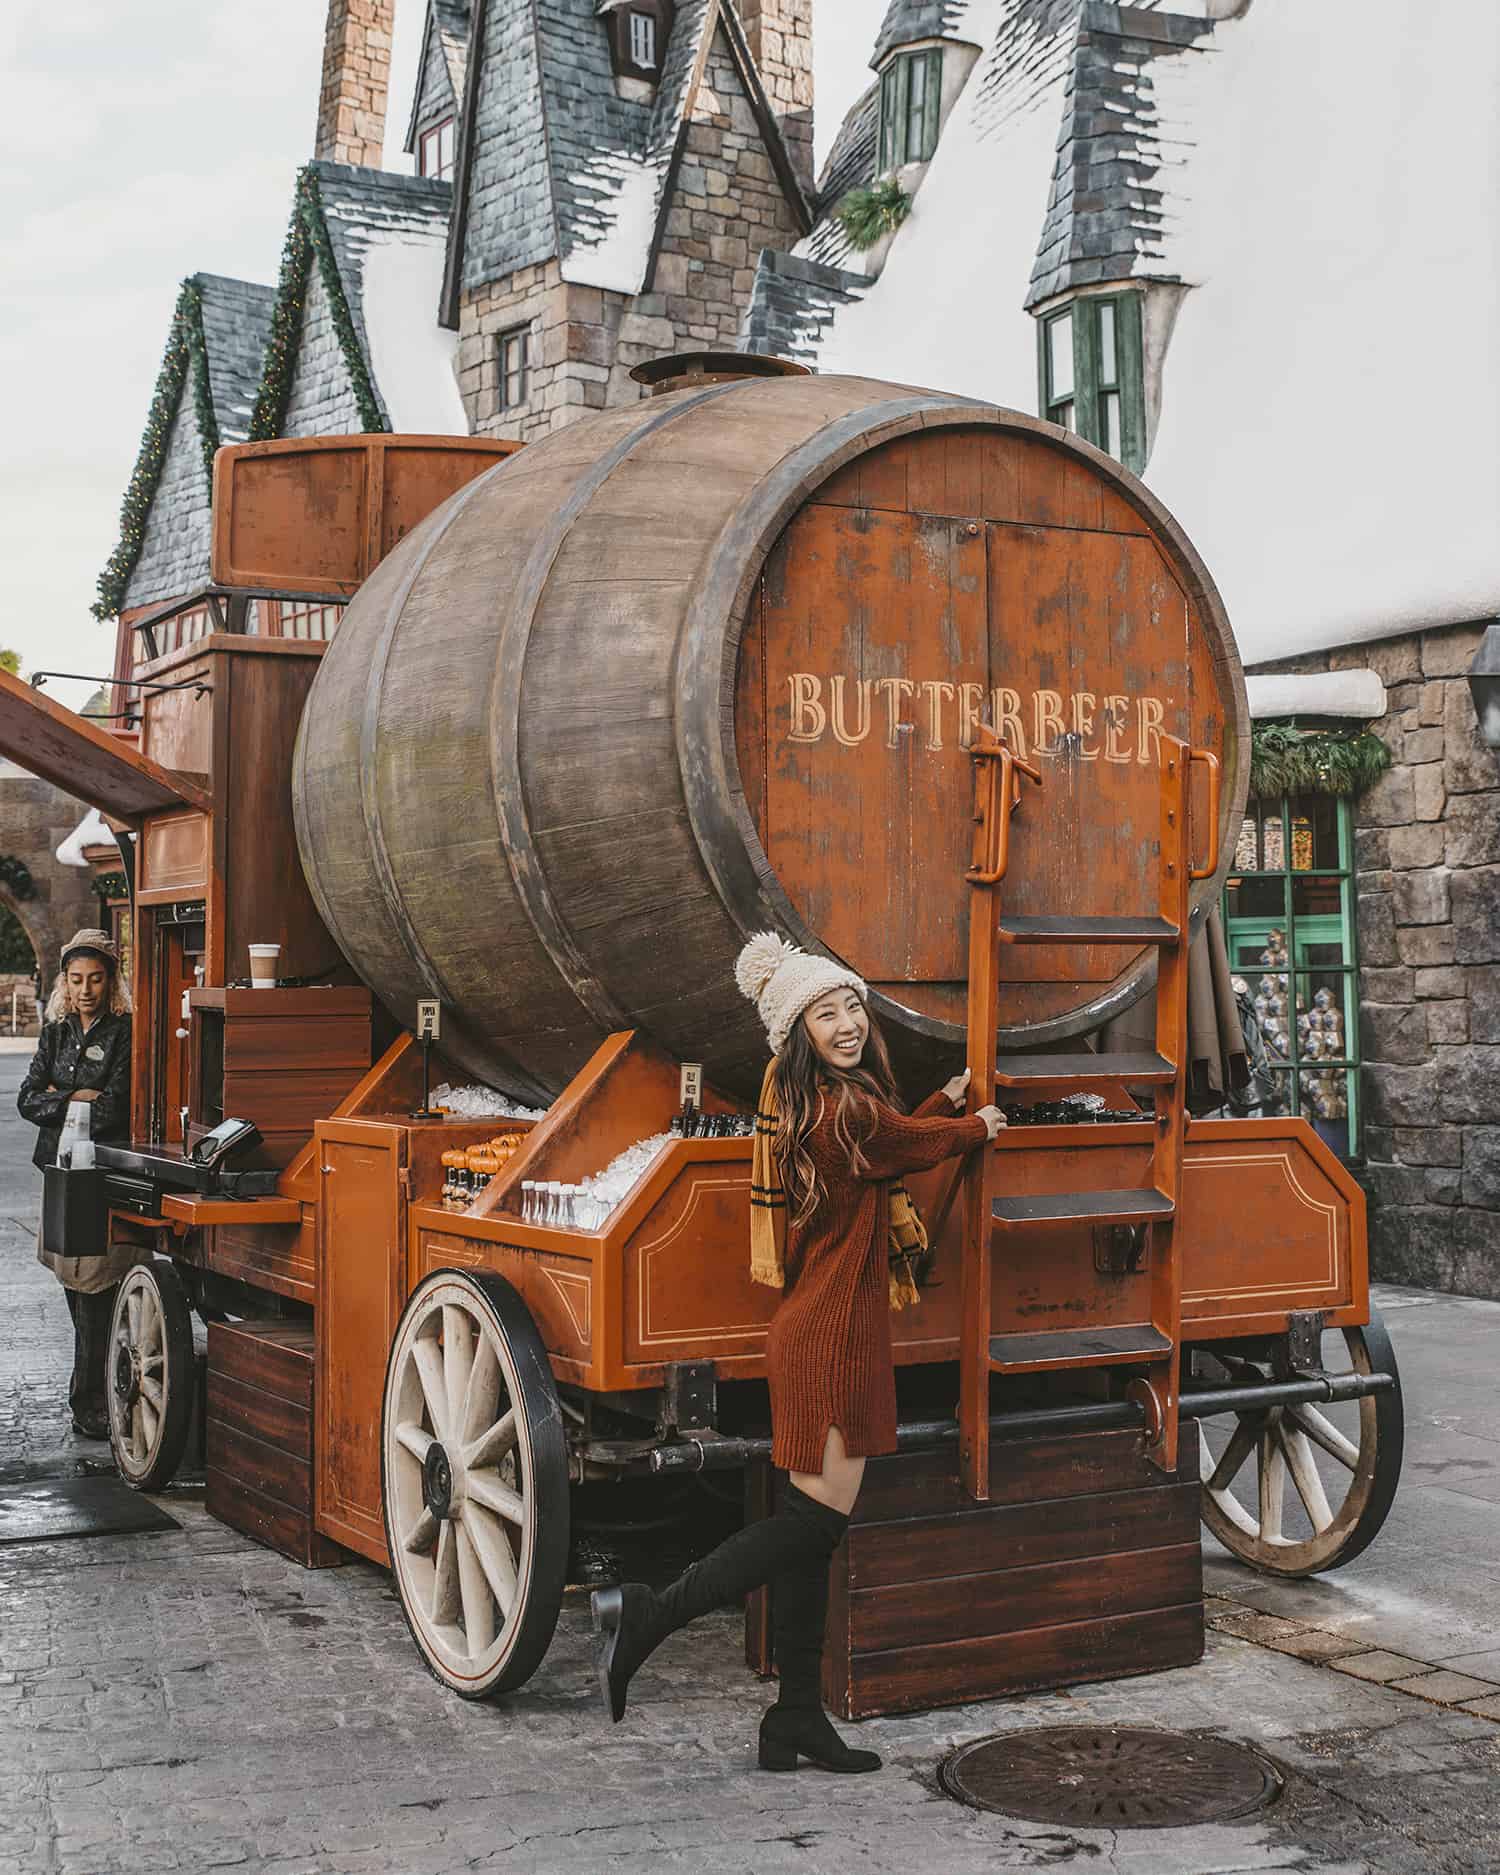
xmin=293 ymin=360 xmax=1248 ymax=1102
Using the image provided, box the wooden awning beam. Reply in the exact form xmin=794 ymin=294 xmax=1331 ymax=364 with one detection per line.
xmin=0 ymin=667 xmax=210 ymax=820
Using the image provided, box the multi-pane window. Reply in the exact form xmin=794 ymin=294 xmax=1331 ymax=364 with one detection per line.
xmin=272 ymin=601 xmax=343 ymax=641
xmin=498 ymin=325 xmax=531 ymax=411
xmin=1222 ymin=792 xmax=1361 ymax=1158
xmin=628 ymin=9 xmax=657 ymax=68
xmin=878 ymin=49 xmax=942 ymax=173
xmin=419 ymin=117 xmax=456 ymax=181
xmin=134 ymin=605 xmax=211 ymax=666
xmin=1039 ymin=292 xmax=1146 ymax=472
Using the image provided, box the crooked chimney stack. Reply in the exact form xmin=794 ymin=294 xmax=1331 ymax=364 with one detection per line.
xmin=740 ymin=0 xmax=814 ymax=198
xmin=314 ymin=0 xmax=396 ymax=168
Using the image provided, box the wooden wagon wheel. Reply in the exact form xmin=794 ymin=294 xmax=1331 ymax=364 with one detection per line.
xmin=381 ymin=1269 xmax=570 ymax=1699
xmin=107 ymin=1260 xmax=195 ymax=1491
xmin=1195 ymin=1310 xmax=1403 ymax=1578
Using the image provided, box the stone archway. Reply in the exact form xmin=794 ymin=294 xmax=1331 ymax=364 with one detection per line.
xmin=0 ymin=765 xmax=102 ymax=1025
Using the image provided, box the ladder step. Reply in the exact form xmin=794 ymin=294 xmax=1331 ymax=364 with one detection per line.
xmin=989 ymin=1323 xmax=1174 ymax=1373
xmin=994 ymin=1051 xmax=1174 ymax=1089
xmin=991 ymin=1188 xmax=1175 ymax=1228
xmin=997 ymin=914 xmax=1180 ymax=945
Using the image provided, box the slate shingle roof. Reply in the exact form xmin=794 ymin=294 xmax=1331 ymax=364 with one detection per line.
xmin=741 ymin=249 xmax=868 ymax=362
xmin=451 ymin=0 xmax=808 ymax=306
xmin=799 ymin=79 xmax=878 ymax=268
xmin=313 ymin=162 xmax=455 ymax=412
xmin=872 ymin=0 xmax=986 ymax=65
xmin=404 ymin=0 xmax=471 ymax=152
xmin=1026 ymin=1 xmax=1215 ymax=307
xmin=196 ymin=274 xmax=276 ymax=443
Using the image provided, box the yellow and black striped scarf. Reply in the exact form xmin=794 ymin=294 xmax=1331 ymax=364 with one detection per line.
xmin=751 ymin=1061 xmax=923 ymax=1310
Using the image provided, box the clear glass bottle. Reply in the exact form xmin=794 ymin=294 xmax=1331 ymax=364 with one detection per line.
xmin=520 ymin=1179 xmax=534 ymax=1222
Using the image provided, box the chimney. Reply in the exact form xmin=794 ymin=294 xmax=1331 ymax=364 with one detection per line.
xmin=740 ymin=0 xmax=814 ymax=198
xmin=314 ymin=0 xmax=396 ymax=167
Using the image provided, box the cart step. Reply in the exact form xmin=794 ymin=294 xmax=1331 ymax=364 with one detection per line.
xmin=997 ymin=914 xmax=1179 ymax=945
xmin=991 ymin=1188 xmax=1175 ymax=1228
xmin=989 ymin=1323 xmax=1173 ymax=1373
xmin=994 ymin=1051 xmax=1174 ymax=1089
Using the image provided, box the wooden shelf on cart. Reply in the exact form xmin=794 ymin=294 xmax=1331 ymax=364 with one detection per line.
xmin=992 ymin=1188 xmax=1174 ymax=1227
xmin=994 ymin=1052 xmax=1173 ymax=1089
xmin=997 ymin=914 xmax=1180 ymax=945
xmin=161 ymin=1193 xmax=301 ymax=1227
xmin=989 ymin=1323 xmax=1173 ymax=1373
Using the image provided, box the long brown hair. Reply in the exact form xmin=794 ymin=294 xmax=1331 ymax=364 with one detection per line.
xmin=772 ymin=998 xmax=903 ymax=1226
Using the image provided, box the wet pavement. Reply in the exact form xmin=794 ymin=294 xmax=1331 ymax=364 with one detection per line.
xmin=1 ymin=1052 xmax=1499 ymax=1874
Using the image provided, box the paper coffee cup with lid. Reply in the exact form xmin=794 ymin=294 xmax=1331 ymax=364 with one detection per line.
xmin=248 ymin=944 xmax=281 ymax=989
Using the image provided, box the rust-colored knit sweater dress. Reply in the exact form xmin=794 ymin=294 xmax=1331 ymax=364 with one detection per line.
xmin=766 ymin=1088 xmax=988 ymax=1473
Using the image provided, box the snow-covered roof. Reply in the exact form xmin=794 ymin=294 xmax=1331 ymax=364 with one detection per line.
xmin=306 ymin=162 xmax=461 ymax=432
xmin=1246 ymin=672 xmax=1387 ymax=723
xmin=56 ymin=809 xmax=114 ymax=868
xmin=197 ymin=275 xmax=276 ymax=444
xmin=755 ymin=0 xmax=1500 ymax=666
xmin=873 ymin=0 xmax=992 ymax=65
xmin=797 ymin=80 xmax=879 ymax=271
xmin=452 ymin=0 xmax=809 ymax=302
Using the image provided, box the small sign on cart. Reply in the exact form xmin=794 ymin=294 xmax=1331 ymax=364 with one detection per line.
xmin=680 ymin=1062 xmax=703 ymax=1108
xmin=416 ymin=1000 xmax=442 ymax=1041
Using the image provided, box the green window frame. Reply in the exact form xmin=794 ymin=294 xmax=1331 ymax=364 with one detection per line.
xmin=1037 ymin=293 xmax=1146 ymax=473
xmin=878 ymin=48 xmax=942 ymax=172
xmin=1221 ymin=792 xmax=1362 ymax=1159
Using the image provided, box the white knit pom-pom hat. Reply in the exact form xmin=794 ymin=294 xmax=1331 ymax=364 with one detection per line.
xmin=734 ymin=931 xmax=869 ymax=1055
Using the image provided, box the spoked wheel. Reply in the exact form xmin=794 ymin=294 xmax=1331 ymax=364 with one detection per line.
xmin=107 ymin=1260 xmax=196 ymax=1490
xmin=381 ymin=1269 xmax=570 ymax=1699
xmin=1194 ymin=1309 xmax=1403 ymax=1577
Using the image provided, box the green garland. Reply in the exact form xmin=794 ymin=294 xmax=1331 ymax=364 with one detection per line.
xmin=93 ymin=280 xmax=220 ymax=620
xmin=1249 ymin=723 xmax=1391 ymax=800
xmin=0 ymin=857 xmax=37 ymax=902
xmin=92 ymin=872 xmax=129 ymax=905
xmin=250 ymin=167 xmax=388 ymax=441
xmin=835 ymin=177 xmax=912 ymax=251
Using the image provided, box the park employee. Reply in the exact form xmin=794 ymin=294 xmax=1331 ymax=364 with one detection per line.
xmin=17 ymin=928 xmax=133 ymax=1440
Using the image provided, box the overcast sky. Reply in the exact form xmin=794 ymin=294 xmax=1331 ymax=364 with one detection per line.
xmin=0 ymin=1 xmax=885 ymax=713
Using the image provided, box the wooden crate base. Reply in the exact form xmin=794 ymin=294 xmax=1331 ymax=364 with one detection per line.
xmin=747 ymin=1424 xmax=1203 ymax=1720
xmin=206 ymin=1320 xmax=345 ymax=1569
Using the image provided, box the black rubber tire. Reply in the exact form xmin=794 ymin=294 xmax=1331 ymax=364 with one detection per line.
xmin=381 ymin=1268 xmax=571 ymax=1699
xmin=107 ymin=1259 xmax=197 ymax=1492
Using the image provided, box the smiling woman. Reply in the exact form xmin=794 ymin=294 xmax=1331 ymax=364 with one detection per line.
xmin=590 ymin=930 xmax=1001 ymax=1774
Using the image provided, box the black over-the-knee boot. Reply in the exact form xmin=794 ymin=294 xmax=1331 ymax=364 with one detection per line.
xmin=760 ymin=1541 xmax=880 ymax=1773
xmin=592 ymin=1481 xmax=844 ymax=1722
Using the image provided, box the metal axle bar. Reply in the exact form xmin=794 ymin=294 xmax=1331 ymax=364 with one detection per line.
xmin=644 ymin=1370 xmax=1394 ymax=1474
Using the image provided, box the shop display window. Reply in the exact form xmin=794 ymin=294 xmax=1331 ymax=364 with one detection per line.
xmin=1222 ymin=794 xmax=1360 ymax=1158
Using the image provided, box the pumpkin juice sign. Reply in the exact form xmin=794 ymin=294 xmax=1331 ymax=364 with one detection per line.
xmin=780 ymin=674 xmax=1169 ymax=763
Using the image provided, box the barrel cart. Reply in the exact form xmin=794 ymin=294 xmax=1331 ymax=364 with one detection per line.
xmin=3 ymin=357 xmax=1401 ymax=1722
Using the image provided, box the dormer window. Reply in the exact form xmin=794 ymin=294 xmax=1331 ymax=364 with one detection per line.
xmin=599 ymin=0 xmax=673 ymax=84
xmin=419 ymin=116 xmax=456 ymax=182
xmin=878 ymin=48 xmax=942 ymax=173
xmin=629 ymin=10 xmax=656 ymax=69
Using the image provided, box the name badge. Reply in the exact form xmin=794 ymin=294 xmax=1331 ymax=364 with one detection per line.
xmin=85 ymin=1045 xmax=106 ymax=1061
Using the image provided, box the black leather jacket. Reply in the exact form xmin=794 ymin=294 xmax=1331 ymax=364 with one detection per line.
xmin=17 ymin=1010 xmax=133 ymax=1170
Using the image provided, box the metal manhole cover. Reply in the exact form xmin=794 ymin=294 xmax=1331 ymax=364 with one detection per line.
xmin=940 ymin=1726 xmax=1282 ymax=1830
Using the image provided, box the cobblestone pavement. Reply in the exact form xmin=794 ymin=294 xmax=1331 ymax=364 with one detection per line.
xmin=2 ymin=1057 xmax=1499 ymax=1875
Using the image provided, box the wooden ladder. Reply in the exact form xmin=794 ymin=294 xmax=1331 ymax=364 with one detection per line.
xmin=957 ymin=725 xmax=1220 ymax=1501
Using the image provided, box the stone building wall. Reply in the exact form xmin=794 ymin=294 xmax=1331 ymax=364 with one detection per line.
xmin=458 ymin=26 xmax=804 ymax=438
xmin=0 ymin=769 xmax=103 ymax=1002
xmin=1249 ymin=619 xmax=1500 ymax=1298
